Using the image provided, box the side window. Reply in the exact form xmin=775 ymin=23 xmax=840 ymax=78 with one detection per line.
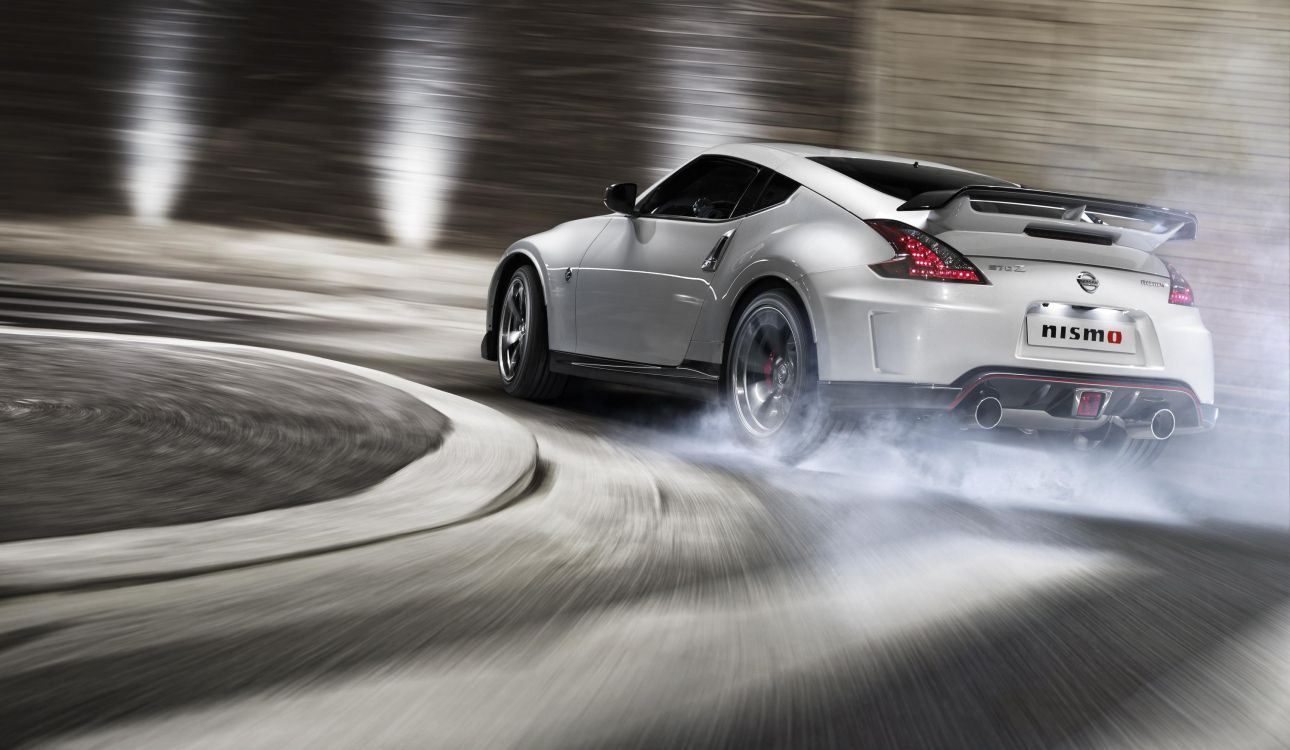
xmin=750 ymin=173 xmax=799 ymax=212
xmin=639 ymin=157 xmax=760 ymax=221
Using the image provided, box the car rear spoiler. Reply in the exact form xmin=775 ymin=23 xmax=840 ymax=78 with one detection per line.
xmin=897 ymin=186 xmax=1197 ymax=249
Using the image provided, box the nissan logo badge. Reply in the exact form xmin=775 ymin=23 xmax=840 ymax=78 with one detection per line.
xmin=1077 ymin=271 xmax=1099 ymax=294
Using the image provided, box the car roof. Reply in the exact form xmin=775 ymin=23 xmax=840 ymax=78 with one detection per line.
xmin=705 ymin=142 xmax=972 ymax=173
xmin=698 ymin=141 xmax=1013 ymax=217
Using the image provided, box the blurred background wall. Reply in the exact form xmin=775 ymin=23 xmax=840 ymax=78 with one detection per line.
xmin=1 ymin=0 xmax=1286 ymax=410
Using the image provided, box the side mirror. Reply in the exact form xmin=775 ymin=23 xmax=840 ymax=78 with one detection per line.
xmin=603 ymin=183 xmax=638 ymax=216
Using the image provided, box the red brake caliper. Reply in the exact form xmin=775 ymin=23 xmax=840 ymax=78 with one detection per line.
xmin=763 ymin=352 xmax=776 ymax=387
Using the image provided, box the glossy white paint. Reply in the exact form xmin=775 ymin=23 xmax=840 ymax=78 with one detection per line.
xmin=807 ymin=259 xmax=1215 ymax=403
xmin=501 ymin=217 xmax=611 ymax=353
xmin=576 ymin=215 xmax=734 ymax=364
xmin=486 ymin=142 xmax=1216 ymax=407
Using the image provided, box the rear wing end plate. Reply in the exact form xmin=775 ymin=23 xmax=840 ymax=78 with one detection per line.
xmin=898 ymin=186 xmax=1197 ymax=245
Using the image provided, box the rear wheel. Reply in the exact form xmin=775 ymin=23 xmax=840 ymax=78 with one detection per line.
xmin=725 ymin=289 xmax=830 ymax=462
xmin=497 ymin=264 xmax=566 ymax=400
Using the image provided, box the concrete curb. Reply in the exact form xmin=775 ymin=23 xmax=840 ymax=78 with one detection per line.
xmin=0 ymin=329 xmax=538 ymax=596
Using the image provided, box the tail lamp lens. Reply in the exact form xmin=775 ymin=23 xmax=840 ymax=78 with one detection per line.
xmin=1166 ymin=262 xmax=1194 ymax=306
xmin=865 ymin=219 xmax=988 ymax=284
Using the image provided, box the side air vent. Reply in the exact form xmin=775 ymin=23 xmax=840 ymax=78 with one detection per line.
xmin=1024 ymin=224 xmax=1117 ymax=246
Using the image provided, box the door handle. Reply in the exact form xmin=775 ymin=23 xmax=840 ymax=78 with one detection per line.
xmin=701 ymin=229 xmax=736 ymax=272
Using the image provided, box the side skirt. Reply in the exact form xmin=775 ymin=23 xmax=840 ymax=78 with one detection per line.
xmin=548 ymin=351 xmax=720 ymax=398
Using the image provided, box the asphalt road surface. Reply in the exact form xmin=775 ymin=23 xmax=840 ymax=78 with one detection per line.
xmin=0 ymin=336 xmax=445 ymax=541
xmin=0 ymin=242 xmax=1287 ymax=750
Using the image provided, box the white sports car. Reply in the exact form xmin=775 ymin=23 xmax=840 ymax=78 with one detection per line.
xmin=482 ymin=143 xmax=1216 ymax=464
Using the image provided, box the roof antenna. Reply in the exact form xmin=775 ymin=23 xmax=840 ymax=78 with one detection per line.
xmin=913 ymin=161 xmax=920 ymax=167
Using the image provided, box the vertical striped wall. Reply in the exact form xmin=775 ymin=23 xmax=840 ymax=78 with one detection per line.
xmin=437 ymin=1 xmax=859 ymax=251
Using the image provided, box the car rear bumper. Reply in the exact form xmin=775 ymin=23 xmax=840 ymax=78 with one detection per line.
xmin=806 ymin=265 xmax=1216 ymax=405
xmin=820 ymin=366 xmax=1218 ymax=433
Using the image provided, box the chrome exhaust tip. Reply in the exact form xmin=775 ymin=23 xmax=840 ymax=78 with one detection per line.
xmin=1124 ymin=408 xmax=1175 ymax=441
xmin=973 ymin=396 xmax=1004 ymax=430
xmin=1149 ymin=408 xmax=1176 ymax=440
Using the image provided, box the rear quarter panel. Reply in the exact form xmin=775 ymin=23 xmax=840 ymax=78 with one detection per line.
xmin=687 ymin=188 xmax=892 ymax=372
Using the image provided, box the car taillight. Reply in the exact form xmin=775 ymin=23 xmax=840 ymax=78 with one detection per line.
xmin=1166 ymin=262 xmax=1194 ymax=306
xmin=864 ymin=219 xmax=989 ymax=284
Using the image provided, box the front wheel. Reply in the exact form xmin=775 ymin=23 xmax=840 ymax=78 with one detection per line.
xmin=724 ymin=289 xmax=831 ymax=462
xmin=497 ymin=264 xmax=566 ymax=400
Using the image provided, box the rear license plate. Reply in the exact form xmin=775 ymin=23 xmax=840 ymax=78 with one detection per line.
xmin=1026 ymin=315 xmax=1136 ymax=353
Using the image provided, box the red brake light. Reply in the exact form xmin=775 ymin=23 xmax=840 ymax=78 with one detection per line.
xmin=865 ymin=219 xmax=988 ymax=284
xmin=1166 ymin=262 xmax=1194 ymax=306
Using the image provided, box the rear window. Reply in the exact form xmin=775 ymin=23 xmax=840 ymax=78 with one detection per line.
xmin=809 ymin=157 xmax=1013 ymax=200
xmin=751 ymin=173 xmax=799 ymax=212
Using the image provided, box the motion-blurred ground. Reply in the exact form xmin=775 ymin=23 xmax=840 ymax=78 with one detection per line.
xmin=3 ymin=217 xmax=1285 ymax=529
xmin=0 ymin=335 xmax=444 ymax=540
xmin=0 ymin=219 xmax=1285 ymax=749
xmin=1 ymin=0 xmax=1287 ymax=746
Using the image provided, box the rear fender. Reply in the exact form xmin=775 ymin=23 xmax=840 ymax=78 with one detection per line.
xmin=687 ymin=188 xmax=891 ymax=373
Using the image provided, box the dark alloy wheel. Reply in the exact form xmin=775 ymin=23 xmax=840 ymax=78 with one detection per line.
xmin=725 ymin=289 xmax=830 ymax=462
xmin=497 ymin=264 xmax=566 ymax=400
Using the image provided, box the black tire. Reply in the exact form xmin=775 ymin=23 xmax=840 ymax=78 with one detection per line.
xmin=723 ymin=288 xmax=831 ymax=462
xmin=497 ymin=264 xmax=566 ymax=400
xmin=1040 ymin=424 xmax=1168 ymax=469
xmin=1096 ymin=427 xmax=1169 ymax=468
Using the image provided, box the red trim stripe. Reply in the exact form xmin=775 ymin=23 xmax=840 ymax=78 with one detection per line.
xmin=947 ymin=372 xmax=1203 ymax=423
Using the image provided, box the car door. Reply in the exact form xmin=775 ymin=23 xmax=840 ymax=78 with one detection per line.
xmin=574 ymin=156 xmax=762 ymax=365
